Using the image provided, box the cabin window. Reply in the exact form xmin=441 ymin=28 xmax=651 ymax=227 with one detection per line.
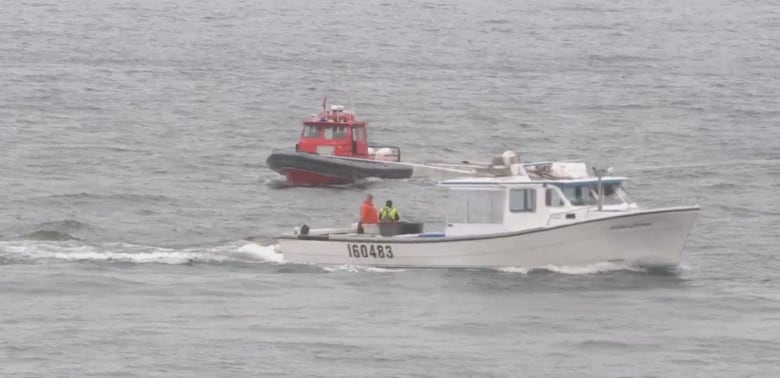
xmin=353 ymin=127 xmax=366 ymax=141
xmin=509 ymin=189 xmax=536 ymax=212
xmin=445 ymin=190 xmax=504 ymax=224
xmin=599 ymin=184 xmax=628 ymax=205
xmin=323 ymin=127 xmax=334 ymax=139
xmin=332 ymin=126 xmax=348 ymax=139
xmin=561 ymin=185 xmax=597 ymax=206
xmin=470 ymin=190 xmax=505 ymax=223
xmin=303 ymin=125 xmax=320 ymax=138
xmin=545 ymin=188 xmax=565 ymax=207
xmin=559 ymin=183 xmax=628 ymax=206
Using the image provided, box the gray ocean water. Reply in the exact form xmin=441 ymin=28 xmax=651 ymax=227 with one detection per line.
xmin=2 ymin=0 xmax=779 ymax=376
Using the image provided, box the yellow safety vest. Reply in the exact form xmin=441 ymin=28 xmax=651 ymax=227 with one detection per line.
xmin=380 ymin=206 xmax=399 ymax=222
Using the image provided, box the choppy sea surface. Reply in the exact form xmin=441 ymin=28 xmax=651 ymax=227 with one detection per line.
xmin=1 ymin=0 xmax=779 ymax=377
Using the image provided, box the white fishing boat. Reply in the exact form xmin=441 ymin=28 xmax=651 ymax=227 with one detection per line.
xmin=278 ymin=152 xmax=699 ymax=269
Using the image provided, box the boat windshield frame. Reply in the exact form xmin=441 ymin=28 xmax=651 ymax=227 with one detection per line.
xmin=551 ymin=179 xmax=631 ymax=207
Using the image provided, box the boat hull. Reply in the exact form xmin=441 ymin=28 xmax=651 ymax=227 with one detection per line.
xmin=266 ymin=151 xmax=414 ymax=186
xmin=278 ymin=207 xmax=699 ymax=269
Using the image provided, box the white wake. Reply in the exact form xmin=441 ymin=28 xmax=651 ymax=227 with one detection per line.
xmin=496 ymin=261 xmax=646 ymax=274
xmin=0 ymin=240 xmax=285 ymax=265
xmin=236 ymin=243 xmax=284 ymax=263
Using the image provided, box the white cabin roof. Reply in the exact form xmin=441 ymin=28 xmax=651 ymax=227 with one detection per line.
xmin=439 ymin=158 xmax=629 ymax=188
xmin=439 ymin=175 xmax=628 ymax=188
xmin=537 ymin=177 xmax=629 ymax=185
xmin=439 ymin=175 xmax=533 ymax=187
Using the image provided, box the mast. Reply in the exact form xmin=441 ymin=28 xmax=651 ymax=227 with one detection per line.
xmin=592 ymin=166 xmax=611 ymax=211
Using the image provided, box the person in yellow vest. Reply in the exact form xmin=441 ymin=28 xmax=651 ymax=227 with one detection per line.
xmin=379 ymin=200 xmax=400 ymax=222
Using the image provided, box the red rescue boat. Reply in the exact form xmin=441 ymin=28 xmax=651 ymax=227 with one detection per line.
xmin=266 ymin=98 xmax=413 ymax=186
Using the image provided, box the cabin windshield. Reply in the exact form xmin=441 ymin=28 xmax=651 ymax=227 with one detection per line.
xmin=332 ymin=126 xmax=349 ymax=139
xmin=561 ymin=185 xmax=596 ymax=206
xmin=302 ymin=125 xmax=350 ymax=140
xmin=352 ymin=127 xmax=366 ymax=141
xmin=600 ymin=183 xmax=630 ymax=205
xmin=312 ymin=125 xmax=348 ymax=140
xmin=559 ymin=182 xmax=630 ymax=206
xmin=302 ymin=125 xmax=320 ymax=138
xmin=445 ymin=190 xmax=504 ymax=224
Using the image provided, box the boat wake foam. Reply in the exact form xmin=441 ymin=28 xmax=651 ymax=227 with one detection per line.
xmin=236 ymin=243 xmax=284 ymax=263
xmin=263 ymin=177 xmax=294 ymax=189
xmin=496 ymin=261 xmax=646 ymax=275
xmin=321 ymin=265 xmax=404 ymax=273
xmin=0 ymin=240 xmax=284 ymax=265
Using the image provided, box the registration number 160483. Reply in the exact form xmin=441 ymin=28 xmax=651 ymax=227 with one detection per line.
xmin=347 ymin=244 xmax=394 ymax=259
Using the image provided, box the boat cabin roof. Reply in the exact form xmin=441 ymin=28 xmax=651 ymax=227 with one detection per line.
xmin=303 ymin=106 xmax=366 ymax=128
xmin=439 ymin=160 xmax=628 ymax=189
xmin=439 ymin=176 xmax=628 ymax=188
xmin=539 ymin=177 xmax=628 ymax=186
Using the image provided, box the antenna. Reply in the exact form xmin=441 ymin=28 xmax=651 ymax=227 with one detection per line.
xmin=348 ymin=63 xmax=355 ymax=113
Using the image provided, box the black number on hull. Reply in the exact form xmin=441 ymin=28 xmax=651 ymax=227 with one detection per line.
xmin=347 ymin=244 xmax=361 ymax=257
xmin=346 ymin=244 xmax=394 ymax=259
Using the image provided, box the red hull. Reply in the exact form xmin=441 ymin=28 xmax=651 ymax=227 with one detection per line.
xmin=283 ymin=169 xmax=354 ymax=186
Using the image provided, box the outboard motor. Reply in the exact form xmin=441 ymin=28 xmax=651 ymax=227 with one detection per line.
xmin=502 ymin=150 xmax=519 ymax=166
xmin=374 ymin=147 xmax=399 ymax=162
xmin=294 ymin=224 xmax=310 ymax=235
xmin=502 ymin=150 xmax=527 ymax=177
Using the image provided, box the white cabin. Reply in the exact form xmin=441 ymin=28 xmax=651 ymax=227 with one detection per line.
xmin=439 ymin=162 xmax=636 ymax=236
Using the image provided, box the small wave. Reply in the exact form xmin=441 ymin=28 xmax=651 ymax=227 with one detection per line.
xmin=15 ymin=219 xmax=93 ymax=241
xmin=36 ymin=219 xmax=90 ymax=231
xmin=482 ymin=19 xmax=511 ymax=25
xmin=575 ymin=340 xmax=658 ymax=350
xmin=577 ymin=340 xmax=632 ymax=348
xmin=14 ymin=219 xmax=97 ymax=241
xmin=713 ymin=204 xmax=780 ymax=217
xmin=556 ymin=5 xmax=603 ymax=12
xmin=20 ymin=230 xmax=76 ymax=241
xmin=264 ymin=176 xmax=382 ymax=189
xmin=421 ymin=3 xmax=453 ymax=10
xmin=36 ymin=193 xmax=174 ymax=203
xmin=624 ymin=158 xmax=780 ymax=173
xmin=587 ymin=54 xmax=659 ymax=64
